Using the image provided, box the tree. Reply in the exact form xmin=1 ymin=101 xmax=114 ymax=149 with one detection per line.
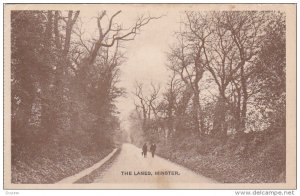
xmin=167 ymin=24 xmax=208 ymax=135
xmin=184 ymin=11 xmax=266 ymax=136
xmin=11 ymin=9 xmax=162 ymax=149
xmin=250 ymin=12 xmax=286 ymax=130
xmin=133 ymin=81 xmax=161 ymax=132
xmin=11 ymin=11 xmax=51 ymax=136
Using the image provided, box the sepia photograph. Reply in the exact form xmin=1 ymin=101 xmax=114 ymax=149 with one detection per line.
xmin=3 ymin=3 xmax=296 ymax=189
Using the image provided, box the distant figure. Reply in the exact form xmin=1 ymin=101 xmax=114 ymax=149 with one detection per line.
xmin=142 ymin=143 xmax=147 ymax=158
xmin=150 ymin=143 xmax=157 ymax=158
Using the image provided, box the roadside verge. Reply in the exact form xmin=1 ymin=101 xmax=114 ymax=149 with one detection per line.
xmin=56 ymin=148 xmax=118 ymax=184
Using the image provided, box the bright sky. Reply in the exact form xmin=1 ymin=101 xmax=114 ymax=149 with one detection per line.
xmin=115 ymin=12 xmax=181 ymax=127
xmin=79 ymin=8 xmax=182 ymax=130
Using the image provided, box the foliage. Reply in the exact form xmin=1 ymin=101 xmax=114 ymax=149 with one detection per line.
xmin=130 ymin=11 xmax=286 ymax=183
xmin=11 ymin=10 xmax=158 ymax=183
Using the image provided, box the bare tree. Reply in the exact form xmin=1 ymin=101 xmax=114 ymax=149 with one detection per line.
xmin=147 ymin=82 xmax=161 ymax=119
xmin=167 ymin=14 xmax=212 ymax=135
xmin=133 ymin=82 xmax=148 ymax=131
xmin=82 ymin=11 xmax=162 ymax=65
xmin=185 ymin=11 xmax=265 ymax=136
xmin=133 ymin=81 xmax=161 ymax=132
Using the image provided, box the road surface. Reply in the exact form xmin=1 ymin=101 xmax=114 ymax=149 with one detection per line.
xmin=93 ymin=143 xmax=215 ymax=188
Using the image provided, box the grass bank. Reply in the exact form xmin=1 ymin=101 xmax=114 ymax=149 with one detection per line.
xmin=156 ymin=130 xmax=285 ymax=183
xmin=11 ymin=133 xmax=114 ymax=184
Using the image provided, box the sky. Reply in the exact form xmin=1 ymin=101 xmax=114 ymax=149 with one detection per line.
xmin=114 ymin=12 xmax=181 ymax=128
xmin=78 ymin=8 xmax=182 ymax=130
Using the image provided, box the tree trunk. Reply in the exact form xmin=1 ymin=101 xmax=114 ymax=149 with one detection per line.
xmin=192 ymin=89 xmax=200 ymax=134
xmin=240 ymin=65 xmax=248 ymax=131
xmin=213 ymin=91 xmax=227 ymax=137
xmin=234 ymin=89 xmax=242 ymax=132
xmin=40 ymin=11 xmax=54 ymax=134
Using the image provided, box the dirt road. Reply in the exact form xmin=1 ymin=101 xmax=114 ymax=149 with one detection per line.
xmin=93 ymin=143 xmax=215 ymax=188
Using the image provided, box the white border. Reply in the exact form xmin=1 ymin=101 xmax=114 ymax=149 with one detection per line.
xmin=0 ymin=1 xmax=298 ymax=196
